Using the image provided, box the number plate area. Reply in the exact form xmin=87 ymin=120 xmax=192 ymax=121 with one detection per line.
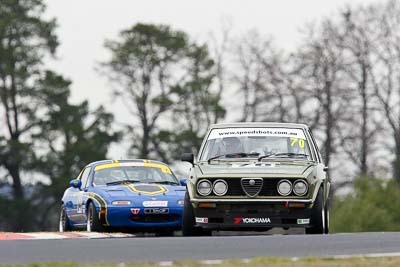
xmin=144 ymin=208 xmax=170 ymax=214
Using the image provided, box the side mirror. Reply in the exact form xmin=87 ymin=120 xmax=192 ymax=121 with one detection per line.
xmin=323 ymin=166 xmax=329 ymax=172
xmin=180 ymin=178 xmax=187 ymax=186
xmin=181 ymin=153 xmax=194 ymax=165
xmin=69 ymin=179 xmax=82 ymax=189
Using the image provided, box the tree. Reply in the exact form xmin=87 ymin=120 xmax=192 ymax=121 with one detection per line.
xmin=335 ymin=7 xmax=382 ymax=177
xmin=0 ymin=1 xmax=119 ymax=231
xmin=101 ymin=23 xmax=224 ymax=161
xmin=231 ymin=30 xmax=312 ymax=124
xmin=208 ymin=19 xmax=232 ymax=124
xmin=101 ymin=23 xmax=188 ymax=160
xmin=232 ymin=31 xmax=283 ymax=122
xmin=294 ymin=20 xmax=353 ymax=178
xmin=368 ymin=0 xmax=400 ymax=182
xmin=0 ymin=0 xmax=57 ymax=201
xmin=0 ymin=71 xmax=120 ymax=231
xmin=159 ymin=43 xmax=225 ymax=158
xmin=0 ymin=0 xmax=59 ymax=231
xmin=33 ymin=72 xmax=120 ymax=229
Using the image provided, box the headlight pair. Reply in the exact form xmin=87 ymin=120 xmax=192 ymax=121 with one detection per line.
xmin=277 ymin=179 xmax=308 ymax=196
xmin=197 ymin=179 xmax=228 ymax=196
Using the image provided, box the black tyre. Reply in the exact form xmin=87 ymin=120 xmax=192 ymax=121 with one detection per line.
xmin=306 ymin=189 xmax=328 ymax=235
xmin=59 ymin=204 xmax=72 ymax=232
xmin=182 ymin=193 xmax=212 ymax=236
xmin=182 ymin=192 xmax=197 ymax=236
xmin=324 ymin=201 xmax=330 ymax=234
xmin=87 ymin=202 xmax=105 ymax=232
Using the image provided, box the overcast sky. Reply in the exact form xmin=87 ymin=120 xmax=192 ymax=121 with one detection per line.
xmin=44 ymin=0 xmax=378 ymax=160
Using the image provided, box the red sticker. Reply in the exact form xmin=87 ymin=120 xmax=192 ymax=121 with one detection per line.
xmin=131 ymin=208 xmax=140 ymax=214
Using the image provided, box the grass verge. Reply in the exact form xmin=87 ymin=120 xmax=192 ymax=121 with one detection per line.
xmin=2 ymin=256 xmax=400 ymax=267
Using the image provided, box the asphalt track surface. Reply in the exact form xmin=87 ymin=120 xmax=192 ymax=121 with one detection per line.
xmin=1 ymin=232 xmax=400 ymax=264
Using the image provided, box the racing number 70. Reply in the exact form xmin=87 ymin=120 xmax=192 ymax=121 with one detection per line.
xmin=290 ymin=137 xmax=305 ymax=148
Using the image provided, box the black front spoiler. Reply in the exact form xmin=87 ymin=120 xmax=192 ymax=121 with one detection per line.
xmin=193 ymin=206 xmax=312 ymax=230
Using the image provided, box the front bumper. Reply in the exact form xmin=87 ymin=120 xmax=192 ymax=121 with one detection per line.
xmin=104 ymin=206 xmax=183 ymax=228
xmin=191 ymin=198 xmax=313 ymax=203
xmin=193 ymin=202 xmax=312 ymax=230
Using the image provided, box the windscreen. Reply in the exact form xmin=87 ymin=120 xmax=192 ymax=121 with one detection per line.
xmin=93 ymin=165 xmax=178 ymax=186
xmin=200 ymin=127 xmax=312 ymax=161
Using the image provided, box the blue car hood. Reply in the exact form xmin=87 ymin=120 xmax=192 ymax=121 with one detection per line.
xmin=96 ymin=183 xmax=186 ymax=199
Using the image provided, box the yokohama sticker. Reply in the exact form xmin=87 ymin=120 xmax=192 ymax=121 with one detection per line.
xmin=297 ymin=218 xmax=310 ymax=225
xmin=195 ymin=217 xmax=209 ymax=223
xmin=234 ymin=217 xmax=271 ymax=224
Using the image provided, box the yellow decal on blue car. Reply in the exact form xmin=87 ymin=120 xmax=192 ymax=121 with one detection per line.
xmin=124 ymin=184 xmax=168 ymax=195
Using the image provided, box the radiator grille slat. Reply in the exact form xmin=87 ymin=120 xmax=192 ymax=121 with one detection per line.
xmin=206 ymin=178 xmax=299 ymax=197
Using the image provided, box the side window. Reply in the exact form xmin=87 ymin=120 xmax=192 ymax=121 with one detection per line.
xmin=79 ymin=167 xmax=91 ymax=189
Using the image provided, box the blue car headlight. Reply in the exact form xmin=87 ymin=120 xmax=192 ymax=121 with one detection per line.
xmin=177 ymin=200 xmax=184 ymax=205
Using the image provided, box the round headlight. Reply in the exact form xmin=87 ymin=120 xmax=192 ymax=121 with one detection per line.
xmin=213 ymin=180 xmax=228 ymax=196
xmin=293 ymin=180 xmax=308 ymax=196
xmin=277 ymin=180 xmax=292 ymax=196
xmin=197 ymin=179 xmax=212 ymax=196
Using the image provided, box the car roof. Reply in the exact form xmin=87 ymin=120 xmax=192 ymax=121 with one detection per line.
xmin=209 ymin=122 xmax=309 ymax=130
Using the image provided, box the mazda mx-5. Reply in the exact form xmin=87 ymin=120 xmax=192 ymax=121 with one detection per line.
xmin=59 ymin=159 xmax=186 ymax=235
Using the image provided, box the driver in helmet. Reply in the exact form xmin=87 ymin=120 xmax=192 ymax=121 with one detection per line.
xmin=222 ymin=137 xmax=243 ymax=155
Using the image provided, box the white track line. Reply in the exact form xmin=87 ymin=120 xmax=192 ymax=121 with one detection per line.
xmin=0 ymin=232 xmax=135 ymax=240
xmin=332 ymin=252 xmax=400 ymax=259
xmin=24 ymin=233 xmax=69 ymax=239
xmin=159 ymin=262 xmax=173 ymax=266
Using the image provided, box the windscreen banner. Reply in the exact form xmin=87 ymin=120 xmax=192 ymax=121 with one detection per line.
xmin=208 ymin=128 xmax=306 ymax=140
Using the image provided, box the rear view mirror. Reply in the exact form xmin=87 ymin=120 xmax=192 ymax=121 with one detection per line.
xmin=69 ymin=179 xmax=82 ymax=189
xmin=181 ymin=153 xmax=194 ymax=165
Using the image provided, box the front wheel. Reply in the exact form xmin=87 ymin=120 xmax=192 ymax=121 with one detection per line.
xmin=87 ymin=202 xmax=105 ymax=232
xmin=59 ymin=204 xmax=72 ymax=232
xmin=306 ymin=189 xmax=329 ymax=235
xmin=182 ymin=193 xmax=212 ymax=236
xmin=324 ymin=203 xmax=330 ymax=234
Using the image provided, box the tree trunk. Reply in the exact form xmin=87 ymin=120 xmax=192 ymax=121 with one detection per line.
xmin=360 ymin=65 xmax=368 ymax=176
xmin=324 ymin=78 xmax=333 ymax=178
xmin=394 ymin=134 xmax=400 ymax=183
xmin=8 ymin=164 xmax=24 ymax=200
xmin=140 ymin=124 xmax=150 ymax=158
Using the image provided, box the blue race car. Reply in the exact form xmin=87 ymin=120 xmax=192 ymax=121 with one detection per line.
xmin=59 ymin=159 xmax=186 ymax=235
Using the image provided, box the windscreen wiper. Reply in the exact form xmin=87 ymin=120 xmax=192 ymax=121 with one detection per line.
xmin=106 ymin=179 xmax=140 ymax=185
xmin=208 ymin=152 xmax=259 ymax=163
xmin=274 ymin=153 xmax=309 ymax=157
xmin=259 ymin=153 xmax=309 ymax=161
xmin=258 ymin=153 xmax=273 ymax=161
xmin=150 ymin=181 xmax=179 ymax=185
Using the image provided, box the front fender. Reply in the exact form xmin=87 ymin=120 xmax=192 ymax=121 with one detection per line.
xmin=186 ymin=176 xmax=196 ymax=200
xmin=85 ymin=191 xmax=109 ymax=226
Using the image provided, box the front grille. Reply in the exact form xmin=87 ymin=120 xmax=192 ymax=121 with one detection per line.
xmin=205 ymin=178 xmax=302 ymax=197
xmin=130 ymin=214 xmax=179 ymax=223
xmin=241 ymin=178 xmax=263 ymax=197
